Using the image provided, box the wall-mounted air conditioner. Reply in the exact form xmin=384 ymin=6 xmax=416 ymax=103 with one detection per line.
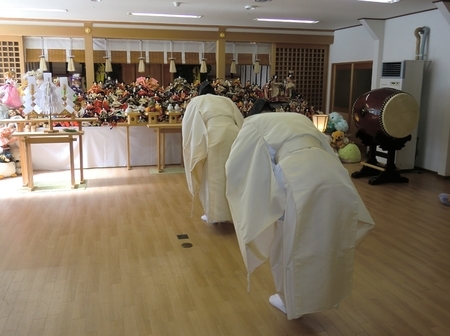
xmin=377 ymin=60 xmax=426 ymax=170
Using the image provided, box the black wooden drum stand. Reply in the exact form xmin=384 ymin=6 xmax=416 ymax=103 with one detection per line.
xmin=351 ymin=131 xmax=411 ymax=185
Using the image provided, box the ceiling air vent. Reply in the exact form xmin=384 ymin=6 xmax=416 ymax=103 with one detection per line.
xmin=381 ymin=61 xmax=404 ymax=78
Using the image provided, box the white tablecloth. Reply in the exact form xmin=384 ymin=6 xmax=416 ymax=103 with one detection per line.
xmin=30 ymin=126 xmax=182 ymax=171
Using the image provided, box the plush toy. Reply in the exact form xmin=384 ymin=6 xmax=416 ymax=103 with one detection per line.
xmin=338 ymin=143 xmax=362 ymax=163
xmin=0 ymin=126 xmax=18 ymax=179
xmin=0 ymin=126 xmax=16 ymax=146
xmin=9 ymin=144 xmax=21 ymax=175
xmin=0 ymin=153 xmax=17 ymax=178
xmin=0 ymin=161 xmax=16 ymax=179
xmin=328 ymin=112 xmax=349 ymax=133
xmin=330 ymin=130 xmax=347 ymax=150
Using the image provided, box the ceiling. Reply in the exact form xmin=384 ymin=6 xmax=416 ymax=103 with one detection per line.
xmin=1 ymin=0 xmax=438 ymax=32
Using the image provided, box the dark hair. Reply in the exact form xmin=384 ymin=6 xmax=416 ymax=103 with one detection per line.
xmin=247 ymin=98 xmax=273 ymax=117
xmin=198 ymin=81 xmax=216 ymax=95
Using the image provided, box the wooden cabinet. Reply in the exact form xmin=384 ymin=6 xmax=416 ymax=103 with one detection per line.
xmin=330 ymin=61 xmax=372 ymax=142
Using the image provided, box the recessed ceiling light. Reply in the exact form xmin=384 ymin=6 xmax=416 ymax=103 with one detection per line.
xmin=254 ymin=0 xmax=271 ymax=2
xmin=358 ymin=0 xmax=400 ymax=3
xmin=4 ymin=7 xmax=68 ymax=13
xmin=255 ymin=18 xmax=319 ymax=24
xmin=128 ymin=12 xmax=202 ymax=19
xmin=245 ymin=5 xmax=257 ymax=10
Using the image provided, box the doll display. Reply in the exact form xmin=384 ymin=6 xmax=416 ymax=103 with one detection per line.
xmin=19 ymin=72 xmax=319 ymax=128
xmin=0 ymin=70 xmax=22 ymax=109
xmin=285 ymin=72 xmax=297 ymax=99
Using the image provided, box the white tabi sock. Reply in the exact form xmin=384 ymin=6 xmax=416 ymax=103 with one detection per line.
xmin=269 ymin=294 xmax=287 ymax=314
xmin=201 ymin=214 xmax=208 ymax=222
xmin=439 ymin=193 xmax=450 ymax=206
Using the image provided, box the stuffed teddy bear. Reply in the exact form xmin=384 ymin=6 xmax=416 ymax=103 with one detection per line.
xmin=330 ymin=130 xmax=348 ymax=150
xmin=328 ymin=112 xmax=349 ymax=133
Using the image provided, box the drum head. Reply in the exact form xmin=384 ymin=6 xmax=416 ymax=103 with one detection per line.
xmin=381 ymin=93 xmax=419 ymax=138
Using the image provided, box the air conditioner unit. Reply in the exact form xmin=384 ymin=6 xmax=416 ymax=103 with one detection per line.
xmin=377 ymin=60 xmax=426 ymax=170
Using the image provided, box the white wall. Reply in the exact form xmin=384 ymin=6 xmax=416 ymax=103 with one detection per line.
xmin=327 ymin=25 xmax=375 ymax=114
xmin=329 ymin=27 xmax=374 ymax=64
xmin=329 ymin=9 xmax=450 ymax=176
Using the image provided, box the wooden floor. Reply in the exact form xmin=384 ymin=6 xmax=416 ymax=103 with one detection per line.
xmin=0 ymin=164 xmax=449 ymax=336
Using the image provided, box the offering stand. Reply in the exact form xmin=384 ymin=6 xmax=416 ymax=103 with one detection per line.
xmin=0 ymin=117 xmax=97 ymax=187
xmin=117 ymin=121 xmax=151 ymax=170
xmin=146 ymin=123 xmax=183 ymax=173
xmin=119 ymin=111 xmax=183 ymax=172
xmin=12 ymin=130 xmax=84 ymax=191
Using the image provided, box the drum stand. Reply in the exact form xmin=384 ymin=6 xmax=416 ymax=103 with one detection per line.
xmin=351 ymin=131 xmax=411 ymax=185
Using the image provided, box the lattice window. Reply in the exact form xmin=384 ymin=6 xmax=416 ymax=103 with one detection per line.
xmin=0 ymin=38 xmax=23 ymax=84
xmin=275 ymin=46 xmax=327 ymax=111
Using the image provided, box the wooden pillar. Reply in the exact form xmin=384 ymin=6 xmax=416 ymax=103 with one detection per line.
xmin=83 ymin=23 xmax=94 ymax=88
xmin=270 ymin=43 xmax=277 ymax=79
xmin=216 ymin=30 xmax=226 ymax=79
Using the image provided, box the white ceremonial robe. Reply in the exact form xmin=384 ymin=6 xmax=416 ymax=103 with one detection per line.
xmin=225 ymin=113 xmax=375 ymax=319
xmin=183 ymin=94 xmax=244 ymax=222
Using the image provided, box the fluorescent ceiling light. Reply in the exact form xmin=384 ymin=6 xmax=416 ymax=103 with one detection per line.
xmin=255 ymin=18 xmax=318 ymax=24
xmin=4 ymin=7 xmax=68 ymax=13
xmin=128 ymin=12 xmax=202 ymax=19
xmin=358 ymin=0 xmax=400 ymax=3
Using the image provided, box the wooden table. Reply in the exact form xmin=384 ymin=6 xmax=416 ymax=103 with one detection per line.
xmin=51 ymin=118 xmax=96 ymax=184
xmin=1 ymin=117 xmax=96 ymax=184
xmin=147 ymin=123 xmax=183 ymax=172
xmin=117 ymin=123 xmax=148 ymax=170
xmin=13 ymin=131 xmax=84 ymax=191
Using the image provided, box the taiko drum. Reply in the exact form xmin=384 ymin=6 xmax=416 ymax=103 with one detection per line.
xmin=352 ymin=87 xmax=419 ymax=139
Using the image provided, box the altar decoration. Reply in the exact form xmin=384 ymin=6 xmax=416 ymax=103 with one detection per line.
xmin=147 ymin=111 xmax=160 ymax=124
xmin=79 ymin=76 xmax=192 ymax=126
xmin=22 ymin=75 xmax=43 ymax=115
xmin=4 ymin=72 xmax=87 ymax=131
xmin=3 ymin=69 xmax=322 ymax=130
xmin=58 ymin=77 xmax=77 ymax=115
xmin=70 ymin=70 xmax=321 ymax=127
xmin=40 ymin=74 xmax=64 ymax=133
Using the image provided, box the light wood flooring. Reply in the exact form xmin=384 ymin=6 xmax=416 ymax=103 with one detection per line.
xmin=0 ymin=164 xmax=449 ymax=336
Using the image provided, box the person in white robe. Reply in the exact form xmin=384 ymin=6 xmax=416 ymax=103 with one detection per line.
xmin=182 ymin=81 xmax=244 ymax=223
xmin=225 ymin=100 xmax=375 ymax=320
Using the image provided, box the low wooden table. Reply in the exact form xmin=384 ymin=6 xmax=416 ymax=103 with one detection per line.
xmin=147 ymin=123 xmax=183 ymax=172
xmin=1 ymin=117 xmax=96 ymax=184
xmin=13 ymin=131 xmax=84 ymax=191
